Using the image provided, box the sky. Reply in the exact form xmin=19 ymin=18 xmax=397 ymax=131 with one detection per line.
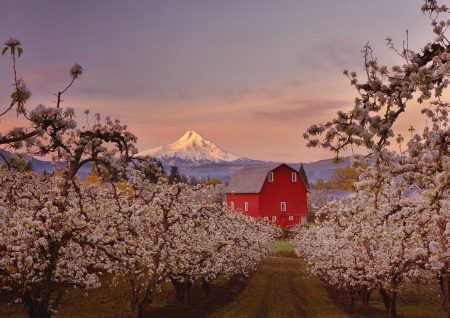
xmin=0 ymin=0 xmax=439 ymax=163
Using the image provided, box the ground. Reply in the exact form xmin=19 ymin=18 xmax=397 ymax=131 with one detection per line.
xmin=0 ymin=247 xmax=442 ymax=317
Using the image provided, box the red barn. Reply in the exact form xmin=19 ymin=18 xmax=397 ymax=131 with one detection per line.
xmin=225 ymin=163 xmax=308 ymax=227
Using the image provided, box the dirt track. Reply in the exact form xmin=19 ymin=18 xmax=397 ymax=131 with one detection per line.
xmin=249 ymin=257 xmax=308 ymax=318
xmin=208 ymin=256 xmax=349 ymax=318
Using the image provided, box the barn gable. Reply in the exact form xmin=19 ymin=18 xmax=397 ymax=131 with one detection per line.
xmin=226 ymin=163 xmax=308 ymax=194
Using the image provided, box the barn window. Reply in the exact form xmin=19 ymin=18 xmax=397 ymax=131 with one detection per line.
xmin=288 ymin=216 xmax=294 ymax=221
xmin=244 ymin=202 xmax=248 ymax=211
xmin=263 ymin=216 xmax=269 ymax=220
xmin=268 ymin=172 xmax=274 ymax=182
xmin=292 ymin=172 xmax=297 ymax=182
xmin=230 ymin=201 xmax=234 ymax=209
xmin=281 ymin=202 xmax=286 ymax=211
xmin=272 ymin=216 xmax=277 ymax=221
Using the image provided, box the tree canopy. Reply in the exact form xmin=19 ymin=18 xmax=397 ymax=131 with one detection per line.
xmin=293 ymin=2 xmax=450 ymax=317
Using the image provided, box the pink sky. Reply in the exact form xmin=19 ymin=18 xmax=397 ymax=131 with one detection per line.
xmin=0 ymin=0 xmax=437 ymax=162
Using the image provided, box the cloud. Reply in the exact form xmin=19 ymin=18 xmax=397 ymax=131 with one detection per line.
xmin=74 ymin=84 xmax=147 ymax=98
xmin=254 ymin=99 xmax=349 ymax=121
xmin=22 ymin=66 xmax=69 ymax=84
xmin=297 ymin=38 xmax=361 ymax=73
xmin=268 ymin=152 xmax=295 ymax=158
xmin=221 ymin=85 xmax=282 ymax=104
xmin=282 ymin=79 xmax=306 ymax=88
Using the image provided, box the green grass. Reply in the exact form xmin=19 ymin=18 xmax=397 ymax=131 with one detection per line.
xmin=396 ymin=281 xmax=442 ymax=318
xmin=208 ymin=257 xmax=349 ymax=318
xmin=366 ymin=282 xmax=442 ymax=318
xmin=270 ymin=239 xmax=297 ymax=258
xmin=215 ymin=275 xmax=231 ymax=286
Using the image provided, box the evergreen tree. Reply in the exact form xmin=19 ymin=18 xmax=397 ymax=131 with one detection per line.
xmin=299 ymin=163 xmax=309 ymax=188
xmin=144 ymin=159 xmax=165 ymax=183
xmin=24 ymin=161 xmax=33 ymax=173
xmin=168 ymin=165 xmax=181 ymax=184
xmin=7 ymin=153 xmax=33 ymax=173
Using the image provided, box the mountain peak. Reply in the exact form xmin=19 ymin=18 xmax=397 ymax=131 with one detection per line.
xmin=138 ymin=131 xmax=252 ymax=164
xmin=176 ymin=131 xmax=209 ymax=145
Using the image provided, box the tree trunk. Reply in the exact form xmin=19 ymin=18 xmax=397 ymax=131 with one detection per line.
xmin=383 ymin=277 xmax=399 ymax=318
xmin=129 ymin=280 xmax=141 ymax=318
xmin=202 ymin=278 xmax=210 ymax=297
xmin=377 ymin=282 xmax=390 ymax=312
xmin=130 ymin=300 xmax=140 ymax=318
xmin=171 ymin=278 xmax=193 ymax=308
xmin=23 ymin=286 xmax=53 ymax=318
xmin=357 ymin=286 xmax=371 ymax=309
xmin=388 ymin=287 xmax=397 ymax=318
xmin=377 ymin=280 xmax=398 ymax=318
xmin=23 ymin=290 xmax=38 ymax=318
xmin=182 ymin=281 xmax=192 ymax=308
xmin=23 ymin=246 xmax=58 ymax=318
xmin=347 ymin=288 xmax=356 ymax=308
xmin=439 ymin=274 xmax=450 ymax=318
xmin=171 ymin=278 xmax=184 ymax=304
xmin=130 ymin=300 xmax=150 ymax=318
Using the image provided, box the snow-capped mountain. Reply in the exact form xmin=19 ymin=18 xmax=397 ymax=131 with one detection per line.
xmin=138 ymin=130 xmax=253 ymax=165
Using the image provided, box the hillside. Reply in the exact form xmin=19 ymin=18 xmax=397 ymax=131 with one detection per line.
xmin=0 ymin=149 xmax=92 ymax=179
xmin=0 ymin=145 xmax=354 ymax=183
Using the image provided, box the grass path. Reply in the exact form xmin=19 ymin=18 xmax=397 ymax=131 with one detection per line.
xmin=208 ymin=256 xmax=349 ymax=318
xmin=1 ymin=240 xmax=441 ymax=317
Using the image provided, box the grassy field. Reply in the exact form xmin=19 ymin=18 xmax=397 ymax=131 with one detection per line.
xmin=209 ymin=256 xmax=349 ymax=318
xmin=0 ymin=239 xmax=443 ymax=318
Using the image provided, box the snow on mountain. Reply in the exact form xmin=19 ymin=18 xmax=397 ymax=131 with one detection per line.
xmin=138 ymin=131 xmax=253 ymax=165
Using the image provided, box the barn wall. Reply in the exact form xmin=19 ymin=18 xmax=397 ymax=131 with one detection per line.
xmin=226 ymin=193 xmax=260 ymax=217
xmin=259 ymin=165 xmax=308 ymax=227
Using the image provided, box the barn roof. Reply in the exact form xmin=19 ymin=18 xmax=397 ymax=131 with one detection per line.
xmin=225 ymin=163 xmax=291 ymax=194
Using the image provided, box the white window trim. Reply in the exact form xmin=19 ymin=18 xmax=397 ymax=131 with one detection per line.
xmin=288 ymin=216 xmax=294 ymax=221
xmin=268 ymin=172 xmax=274 ymax=182
xmin=281 ymin=202 xmax=286 ymax=211
xmin=244 ymin=202 xmax=248 ymax=211
xmin=272 ymin=216 xmax=277 ymax=221
xmin=292 ymin=172 xmax=297 ymax=182
xmin=263 ymin=216 xmax=269 ymax=220
xmin=230 ymin=201 xmax=234 ymax=209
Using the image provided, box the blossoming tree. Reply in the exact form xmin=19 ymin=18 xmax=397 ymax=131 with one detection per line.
xmin=293 ymin=1 xmax=450 ymax=317
xmin=0 ymin=38 xmax=158 ymax=318
xmin=0 ymin=38 xmax=280 ymax=318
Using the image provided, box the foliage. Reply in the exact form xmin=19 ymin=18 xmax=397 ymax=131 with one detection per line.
xmin=84 ymin=167 xmax=101 ymax=185
xmin=328 ymin=165 xmax=360 ymax=191
xmin=203 ymin=177 xmax=222 ymax=186
xmin=310 ymin=178 xmax=333 ymax=190
xmin=298 ymin=163 xmax=309 ymax=188
xmin=168 ymin=165 xmax=181 ymax=184
xmin=142 ymin=158 xmax=165 ymax=183
xmin=4 ymin=152 xmax=34 ymax=173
